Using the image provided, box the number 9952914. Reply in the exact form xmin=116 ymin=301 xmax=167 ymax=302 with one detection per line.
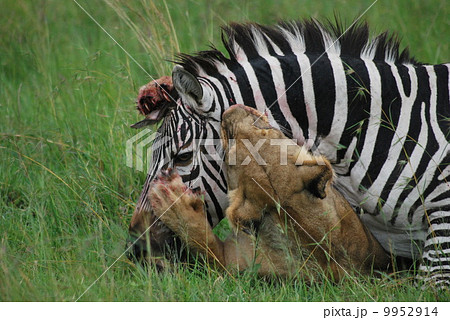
xmin=383 ymin=306 xmax=438 ymax=317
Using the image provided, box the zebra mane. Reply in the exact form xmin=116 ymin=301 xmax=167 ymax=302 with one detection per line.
xmin=175 ymin=18 xmax=419 ymax=75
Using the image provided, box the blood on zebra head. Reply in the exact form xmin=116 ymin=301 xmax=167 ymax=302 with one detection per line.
xmin=130 ymin=76 xmax=178 ymax=129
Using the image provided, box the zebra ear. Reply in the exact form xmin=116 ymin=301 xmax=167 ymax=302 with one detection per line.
xmin=172 ymin=65 xmax=203 ymax=106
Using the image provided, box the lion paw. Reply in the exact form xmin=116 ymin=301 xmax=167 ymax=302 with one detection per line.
xmin=148 ymin=168 xmax=205 ymax=233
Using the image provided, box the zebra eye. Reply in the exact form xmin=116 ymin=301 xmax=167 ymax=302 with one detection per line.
xmin=175 ymin=152 xmax=193 ymax=164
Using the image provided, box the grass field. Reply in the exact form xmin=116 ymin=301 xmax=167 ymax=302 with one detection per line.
xmin=0 ymin=0 xmax=449 ymax=301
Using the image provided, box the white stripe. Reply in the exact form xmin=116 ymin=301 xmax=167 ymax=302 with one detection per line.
xmin=431 ymin=280 xmax=450 ymax=287
xmin=278 ymin=24 xmax=306 ymax=54
xmin=361 ymin=38 xmax=378 ymax=60
xmin=364 ymin=63 xmax=417 ymax=215
xmin=319 ymin=53 xmax=347 ymax=163
xmin=200 ymin=129 xmax=228 ymax=225
xmin=334 ymin=137 xmax=357 ymax=175
xmin=427 ymin=196 xmax=450 ymax=210
xmin=350 ymin=59 xmax=382 ymax=198
xmin=422 ymin=254 xmax=450 ymax=263
xmin=220 ymin=66 xmax=245 ymax=105
xmin=251 ymin=26 xmax=270 ymax=57
xmin=422 ymin=249 xmax=450 ymax=263
xmin=417 ymin=273 xmax=450 ymax=279
xmin=398 ymin=65 xmax=448 ymax=223
xmin=380 ymin=101 xmax=427 ymax=217
xmin=447 ymin=64 xmax=450 ymax=106
xmin=199 ymin=77 xmax=228 ymax=120
xmin=438 ymin=164 xmax=450 ymax=181
xmin=423 ymin=164 xmax=450 ymax=207
xmin=419 ymin=264 xmax=450 ymax=272
xmin=232 ymin=43 xmax=280 ymax=129
xmin=380 ymin=65 xmax=423 ymax=219
xmin=263 ymin=33 xmax=284 ymax=56
xmin=265 ymin=54 xmax=303 ymax=142
xmin=424 ymin=236 xmax=450 ymax=247
xmin=430 ymin=211 xmax=450 ymax=221
xmin=248 ymin=29 xmax=302 ymax=141
xmin=429 ymin=223 xmax=450 ymax=231
xmin=318 ymin=23 xmax=341 ymax=56
xmin=296 ymin=53 xmax=316 ymax=144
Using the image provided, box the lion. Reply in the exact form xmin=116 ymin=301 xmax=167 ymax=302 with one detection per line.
xmin=147 ymin=104 xmax=390 ymax=280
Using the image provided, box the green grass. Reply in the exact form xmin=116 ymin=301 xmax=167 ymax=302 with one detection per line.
xmin=0 ymin=0 xmax=448 ymax=301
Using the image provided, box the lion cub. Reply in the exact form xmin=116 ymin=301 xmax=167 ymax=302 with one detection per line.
xmin=149 ymin=104 xmax=389 ymax=280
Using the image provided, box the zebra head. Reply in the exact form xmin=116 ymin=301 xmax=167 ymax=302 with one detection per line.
xmin=128 ymin=66 xmax=230 ymax=261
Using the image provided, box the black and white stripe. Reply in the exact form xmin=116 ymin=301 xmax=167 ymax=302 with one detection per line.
xmin=139 ymin=19 xmax=449 ymax=286
xmin=135 ymin=106 xmax=228 ymax=227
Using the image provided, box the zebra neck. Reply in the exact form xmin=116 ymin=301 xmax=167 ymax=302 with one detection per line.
xmin=213 ymin=53 xmax=375 ymax=163
xmin=211 ymin=54 xmax=448 ymax=177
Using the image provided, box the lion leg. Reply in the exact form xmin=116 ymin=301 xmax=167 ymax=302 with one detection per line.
xmin=149 ymin=169 xmax=226 ymax=266
xmin=226 ymin=187 xmax=265 ymax=233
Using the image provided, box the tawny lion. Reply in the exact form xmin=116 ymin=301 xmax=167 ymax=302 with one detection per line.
xmin=147 ymin=104 xmax=390 ymax=280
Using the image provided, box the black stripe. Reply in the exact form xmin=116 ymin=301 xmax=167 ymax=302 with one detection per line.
xmin=427 ymin=229 xmax=450 ymax=239
xmin=227 ymin=60 xmax=257 ymax=110
xmin=424 ymin=241 xmax=450 ymax=252
xmin=378 ymin=66 xmax=424 ymax=223
xmin=434 ymin=64 xmax=450 ymax=139
xmin=423 ymin=205 xmax=450 ymax=225
xmin=181 ymin=163 xmax=200 ymax=182
xmin=278 ymin=51 xmax=308 ymax=139
xmin=219 ymin=75 xmax=237 ymax=106
xmin=430 ymin=215 xmax=450 ymax=225
xmin=339 ymin=56 xmax=371 ymax=166
xmin=210 ymin=80 xmax=227 ymax=113
xmin=207 ymin=121 xmax=220 ymax=140
xmin=360 ymin=62 xmax=402 ymax=189
xmin=200 ymin=71 xmax=237 ymax=111
xmin=310 ymin=54 xmax=335 ymax=138
xmin=202 ymin=176 xmax=223 ymax=226
xmin=247 ymin=55 xmax=291 ymax=133
xmin=432 ymin=189 xmax=450 ymax=203
xmin=423 ymin=249 xmax=450 ymax=260
xmin=171 ymin=116 xmax=179 ymax=153
xmin=417 ymin=154 xmax=450 ymax=222
xmin=201 ymin=141 xmax=227 ymax=193
xmin=200 ymin=148 xmax=228 ymax=194
xmin=421 ymin=258 xmax=450 ymax=268
xmin=179 ymin=120 xmax=188 ymax=142
xmin=406 ymin=68 xmax=443 ymax=223
xmin=259 ymin=34 xmax=305 ymax=139
xmin=397 ymin=64 xmax=412 ymax=97
xmin=260 ymin=25 xmax=294 ymax=55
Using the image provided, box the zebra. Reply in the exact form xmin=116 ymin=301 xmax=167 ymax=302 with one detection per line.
xmin=128 ymin=19 xmax=450 ymax=287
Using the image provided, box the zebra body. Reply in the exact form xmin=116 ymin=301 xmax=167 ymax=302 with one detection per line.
xmin=134 ymin=20 xmax=449 ymax=285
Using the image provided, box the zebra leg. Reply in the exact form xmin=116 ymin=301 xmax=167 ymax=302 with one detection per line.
xmin=149 ymin=170 xmax=226 ymax=265
xmin=418 ymin=210 xmax=450 ymax=290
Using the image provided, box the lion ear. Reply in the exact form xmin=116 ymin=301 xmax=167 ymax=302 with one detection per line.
xmin=300 ymin=160 xmax=333 ymax=199
xmin=172 ymin=65 xmax=203 ymax=106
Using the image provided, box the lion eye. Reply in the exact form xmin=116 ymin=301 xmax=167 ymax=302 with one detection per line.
xmin=175 ymin=152 xmax=193 ymax=164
